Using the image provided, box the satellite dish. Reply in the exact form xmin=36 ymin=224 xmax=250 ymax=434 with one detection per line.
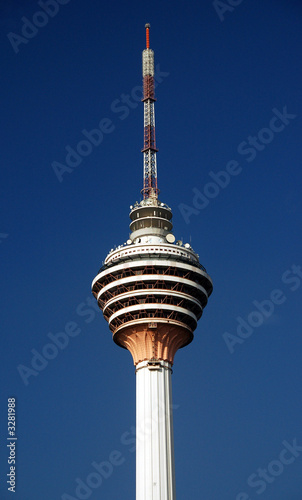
xmin=184 ymin=243 xmax=190 ymax=249
xmin=166 ymin=234 xmax=175 ymax=243
xmin=127 ymin=239 xmax=132 ymax=245
xmin=176 ymin=240 xmax=182 ymax=246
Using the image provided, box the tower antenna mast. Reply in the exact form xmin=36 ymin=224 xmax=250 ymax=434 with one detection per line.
xmin=141 ymin=23 xmax=159 ymax=199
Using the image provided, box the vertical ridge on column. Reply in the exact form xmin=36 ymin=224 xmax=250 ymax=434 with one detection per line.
xmin=136 ymin=361 xmax=176 ymax=500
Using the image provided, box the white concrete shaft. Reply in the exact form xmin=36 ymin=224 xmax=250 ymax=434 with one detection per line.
xmin=136 ymin=360 xmax=176 ymax=500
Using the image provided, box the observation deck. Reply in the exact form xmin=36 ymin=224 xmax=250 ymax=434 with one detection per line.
xmin=92 ymin=198 xmax=213 ymax=365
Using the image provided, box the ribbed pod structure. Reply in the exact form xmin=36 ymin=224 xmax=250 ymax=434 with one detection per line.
xmin=92 ymin=236 xmax=212 ymax=365
xmin=91 ymin=24 xmax=213 ymax=500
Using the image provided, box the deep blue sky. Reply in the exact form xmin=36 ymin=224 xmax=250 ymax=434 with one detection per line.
xmin=1 ymin=1 xmax=302 ymax=499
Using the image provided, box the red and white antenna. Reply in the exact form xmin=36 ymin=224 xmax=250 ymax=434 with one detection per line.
xmin=141 ymin=23 xmax=159 ymax=199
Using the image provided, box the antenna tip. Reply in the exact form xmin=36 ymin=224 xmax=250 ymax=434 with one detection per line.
xmin=145 ymin=23 xmax=150 ymax=48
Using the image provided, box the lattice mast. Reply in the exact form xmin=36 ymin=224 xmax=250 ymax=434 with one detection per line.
xmin=142 ymin=23 xmax=159 ymax=199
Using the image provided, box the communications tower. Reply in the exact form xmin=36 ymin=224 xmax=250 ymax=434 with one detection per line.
xmin=92 ymin=24 xmax=213 ymax=500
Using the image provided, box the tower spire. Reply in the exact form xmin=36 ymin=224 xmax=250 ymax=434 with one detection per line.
xmin=141 ymin=23 xmax=159 ymax=199
xmin=145 ymin=22 xmax=150 ymax=49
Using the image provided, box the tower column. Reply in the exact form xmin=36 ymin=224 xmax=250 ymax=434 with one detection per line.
xmin=136 ymin=360 xmax=176 ymax=500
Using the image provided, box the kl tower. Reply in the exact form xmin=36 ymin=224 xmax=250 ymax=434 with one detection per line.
xmin=92 ymin=24 xmax=213 ymax=500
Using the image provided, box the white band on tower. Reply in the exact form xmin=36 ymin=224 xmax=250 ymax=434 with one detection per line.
xmin=142 ymin=49 xmax=154 ymax=77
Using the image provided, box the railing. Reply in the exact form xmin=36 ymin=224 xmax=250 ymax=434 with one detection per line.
xmin=97 ymin=253 xmax=207 ymax=275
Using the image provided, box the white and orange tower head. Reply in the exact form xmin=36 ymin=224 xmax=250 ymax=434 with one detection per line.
xmin=92 ymin=24 xmax=213 ymax=500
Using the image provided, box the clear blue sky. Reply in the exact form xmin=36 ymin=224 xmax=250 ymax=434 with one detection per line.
xmin=1 ymin=0 xmax=302 ymax=499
